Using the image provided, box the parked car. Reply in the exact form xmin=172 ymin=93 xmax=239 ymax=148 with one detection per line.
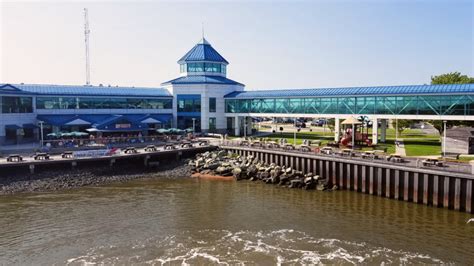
xmin=311 ymin=119 xmax=327 ymax=126
xmin=295 ymin=120 xmax=306 ymax=128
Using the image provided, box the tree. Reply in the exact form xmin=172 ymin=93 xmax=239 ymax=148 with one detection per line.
xmin=428 ymin=72 xmax=474 ymax=134
xmin=431 ymin=72 xmax=474 ymax=85
xmin=326 ymin=118 xmax=335 ymax=133
xmin=391 ymin=119 xmax=413 ymax=136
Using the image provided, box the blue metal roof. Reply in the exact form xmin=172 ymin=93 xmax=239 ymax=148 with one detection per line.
xmin=224 ymin=84 xmax=474 ymax=98
xmin=178 ymin=38 xmax=229 ymax=64
xmin=161 ymin=75 xmax=244 ymax=86
xmin=1 ymin=83 xmax=172 ymax=97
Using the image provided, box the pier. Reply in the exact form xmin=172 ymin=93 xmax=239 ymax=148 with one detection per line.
xmin=221 ymin=145 xmax=473 ymax=214
xmin=0 ymin=144 xmax=217 ymax=175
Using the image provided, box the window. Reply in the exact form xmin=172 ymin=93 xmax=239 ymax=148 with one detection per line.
xmin=209 ymin=97 xmax=216 ymax=112
xmin=2 ymin=96 xmax=33 ymax=113
xmin=186 ymin=62 xmax=226 ymax=74
xmin=37 ymin=97 xmax=77 ymax=109
xmin=209 ymin=117 xmax=216 ymax=132
xmin=177 ymin=95 xmax=201 ymax=113
xmin=37 ymin=97 xmax=172 ymax=109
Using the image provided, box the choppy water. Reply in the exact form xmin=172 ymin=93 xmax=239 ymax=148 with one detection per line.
xmin=0 ymin=178 xmax=473 ymax=265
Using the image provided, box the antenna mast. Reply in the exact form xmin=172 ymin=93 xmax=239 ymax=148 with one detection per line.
xmin=84 ymin=8 xmax=91 ymax=85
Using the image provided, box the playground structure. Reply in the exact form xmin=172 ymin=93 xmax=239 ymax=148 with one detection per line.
xmin=339 ymin=116 xmax=372 ymax=147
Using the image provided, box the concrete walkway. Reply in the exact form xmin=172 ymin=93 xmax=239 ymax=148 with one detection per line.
xmin=395 ymin=139 xmax=406 ymax=156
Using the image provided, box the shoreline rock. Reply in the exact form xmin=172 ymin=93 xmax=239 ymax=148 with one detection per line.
xmin=188 ymin=150 xmax=337 ymax=191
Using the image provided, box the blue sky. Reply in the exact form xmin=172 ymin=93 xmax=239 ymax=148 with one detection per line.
xmin=1 ymin=0 xmax=473 ymax=89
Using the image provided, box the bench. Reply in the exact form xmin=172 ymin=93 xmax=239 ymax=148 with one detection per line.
xmin=239 ymin=140 xmax=250 ymax=146
xmin=299 ymin=145 xmax=311 ymax=152
xmin=422 ymin=158 xmax=444 ymax=167
xmin=180 ymin=142 xmax=192 ymax=148
xmin=7 ymin=154 xmax=23 ymax=162
xmin=361 ymin=151 xmax=378 ymax=159
xmin=164 ymin=144 xmax=176 ymax=150
xmin=284 ymin=144 xmax=295 ymax=150
xmin=144 ymin=145 xmax=157 ymax=152
xmin=61 ymin=151 xmax=74 ymax=158
xmin=34 ymin=153 xmax=50 ymax=160
xmin=124 ymin=147 xmax=138 ymax=154
xmin=341 ymin=149 xmax=353 ymax=156
xmin=386 ymin=154 xmax=404 ymax=163
xmin=266 ymin=142 xmax=279 ymax=149
xmin=320 ymin=147 xmax=333 ymax=155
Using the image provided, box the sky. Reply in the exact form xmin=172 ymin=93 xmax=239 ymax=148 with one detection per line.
xmin=1 ymin=0 xmax=473 ymax=90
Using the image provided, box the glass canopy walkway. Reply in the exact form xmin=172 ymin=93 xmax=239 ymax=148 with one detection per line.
xmin=224 ymin=84 xmax=474 ymax=118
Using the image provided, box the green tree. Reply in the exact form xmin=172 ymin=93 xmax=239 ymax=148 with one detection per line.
xmin=431 ymin=72 xmax=474 ymax=84
xmin=326 ymin=118 xmax=335 ymax=133
xmin=428 ymin=72 xmax=474 ymax=134
xmin=391 ymin=119 xmax=414 ymax=136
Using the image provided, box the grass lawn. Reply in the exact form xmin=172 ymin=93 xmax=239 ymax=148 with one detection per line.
xmin=403 ymin=138 xmax=441 ymax=157
xmin=237 ymin=126 xmax=443 ymax=157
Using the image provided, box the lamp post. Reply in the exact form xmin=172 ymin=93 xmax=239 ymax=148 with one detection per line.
xmin=244 ymin=117 xmax=247 ymax=138
xmin=38 ymin=120 xmax=44 ymax=148
xmin=192 ymin=118 xmax=196 ymax=134
xmin=443 ymin=120 xmax=447 ymax=157
xmin=294 ymin=118 xmax=297 ymax=145
xmin=395 ymin=118 xmax=399 ymax=141
xmin=352 ymin=118 xmax=355 ymax=150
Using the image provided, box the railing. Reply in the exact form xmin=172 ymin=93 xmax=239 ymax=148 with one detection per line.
xmin=40 ymin=135 xmax=186 ymax=150
xmin=220 ymin=140 xmax=473 ymax=175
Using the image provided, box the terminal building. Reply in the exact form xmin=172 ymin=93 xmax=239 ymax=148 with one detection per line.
xmin=1 ymin=37 xmax=474 ymax=145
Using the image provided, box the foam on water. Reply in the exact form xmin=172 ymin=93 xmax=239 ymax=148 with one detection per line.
xmin=65 ymin=229 xmax=444 ymax=265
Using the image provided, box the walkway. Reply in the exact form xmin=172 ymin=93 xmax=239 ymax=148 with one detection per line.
xmin=395 ymin=139 xmax=406 ymax=156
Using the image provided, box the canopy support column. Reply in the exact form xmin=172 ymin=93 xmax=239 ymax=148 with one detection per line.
xmin=334 ymin=117 xmax=340 ymax=142
xmin=372 ymin=117 xmax=378 ymax=145
xmin=380 ymin=119 xmax=387 ymax=143
xmin=234 ymin=116 xmax=241 ymax=136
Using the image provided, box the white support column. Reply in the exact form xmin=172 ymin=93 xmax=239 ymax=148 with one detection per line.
xmin=246 ymin=117 xmax=253 ymax=136
xmin=334 ymin=117 xmax=340 ymax=141
xmin=234 ymin=116 xmax=240 ymax=136
xmin=380 ymin=119 xmax=387 ymax=143
xmin=372 ymin=117 xmax=378 ymax=145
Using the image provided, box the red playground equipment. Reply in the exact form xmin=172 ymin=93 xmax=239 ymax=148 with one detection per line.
xmin=339 ymin=117 xmax=372 ymax=147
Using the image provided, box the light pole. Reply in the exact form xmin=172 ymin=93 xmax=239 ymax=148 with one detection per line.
xmin=244 ymin=117 xmax=247 ymax=138
xmin=294 ymin=118 xmax=297 ymax=145
xmin=395 ymin=118 xmax=399 ymax=141
xmin=38 ymin=120 xmax=44 ymax=148
xmin=192 ymin=118 xmax=196 ymax=134
xmin=443 ymin=120 xmax=447 ymax=157
xmin=351 ymin=118 xmax=355 ymax=150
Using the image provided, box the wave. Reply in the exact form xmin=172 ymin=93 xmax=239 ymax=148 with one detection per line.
xmin=65 ymin=229 xmax=443 ymax=265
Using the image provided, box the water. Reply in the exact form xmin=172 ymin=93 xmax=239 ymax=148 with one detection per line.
xmin=0 ymin=178 xmax=473 ymax=264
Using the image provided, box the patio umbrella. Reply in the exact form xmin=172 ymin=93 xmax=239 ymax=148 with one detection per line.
xmin=60 ymin=132 xmax=73 ymax=137
xmin=157 ymin=128 xmax=171 ymax=134
xmin=47 ymin=132 xmax=60 ymax=138
xmin=70 ymin=131 xmax=89 ymax=137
